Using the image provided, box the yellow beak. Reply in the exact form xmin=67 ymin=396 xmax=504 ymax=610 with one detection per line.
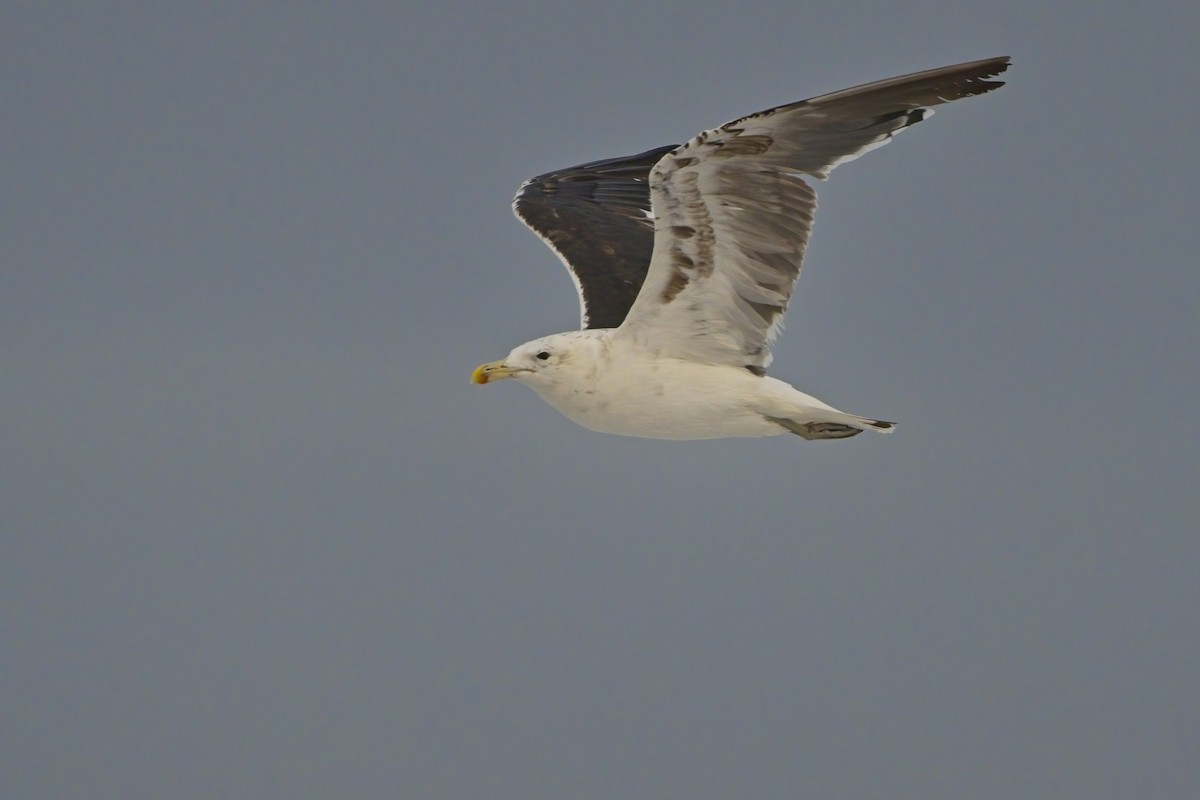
xmin=471 ymin=360 xmax=525 ymax=385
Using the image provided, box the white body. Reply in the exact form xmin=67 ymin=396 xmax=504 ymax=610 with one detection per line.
xmin=485 ymin=330 xmax=888 ymax=441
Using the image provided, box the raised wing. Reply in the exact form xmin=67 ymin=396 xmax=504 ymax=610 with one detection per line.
xmin=618 ymin=57 xmax=1010 ymax=371
xmin=513 ymin=144 xmax=678 ymax=329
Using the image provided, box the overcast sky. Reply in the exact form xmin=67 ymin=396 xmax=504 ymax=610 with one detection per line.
xmin=5 ymin=2 xmax=1198 ymax=799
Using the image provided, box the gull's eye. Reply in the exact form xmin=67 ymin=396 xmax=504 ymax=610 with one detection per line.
xmin=536 ymin=351 xmax=551 ymax=360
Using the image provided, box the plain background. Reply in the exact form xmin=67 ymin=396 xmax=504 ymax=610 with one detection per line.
xmin=6 ymin=2 xmax=1198 ymax=798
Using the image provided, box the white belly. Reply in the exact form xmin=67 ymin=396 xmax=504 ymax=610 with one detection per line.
xmin=530 ymin=356 xmax=792 ymax=440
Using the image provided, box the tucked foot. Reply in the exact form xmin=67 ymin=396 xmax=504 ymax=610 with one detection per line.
xmin=765 ymin=415 xmax=895 ymax=440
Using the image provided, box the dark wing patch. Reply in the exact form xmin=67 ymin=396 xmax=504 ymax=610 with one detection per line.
xmin=513 ymin=144 xmax=678 ymax=329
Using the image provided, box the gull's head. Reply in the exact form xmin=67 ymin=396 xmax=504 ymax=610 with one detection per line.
xmin=471 ymin=331 xmax=599 ymax=388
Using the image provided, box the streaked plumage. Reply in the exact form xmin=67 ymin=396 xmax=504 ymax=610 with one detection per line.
xmin=473 ymin=57 xmax=1010 ymax=441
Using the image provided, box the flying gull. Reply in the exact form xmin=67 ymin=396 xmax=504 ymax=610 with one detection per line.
xmin=472 ymin=57 xmax=1009 ymax=440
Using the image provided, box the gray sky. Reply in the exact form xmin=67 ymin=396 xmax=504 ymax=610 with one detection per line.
xmin=5 ymin=2 xmax=1198 ymax=798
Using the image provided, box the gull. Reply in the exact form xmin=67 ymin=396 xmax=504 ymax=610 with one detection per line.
xmin=472 ymin=57 xmax=1009 ymax=440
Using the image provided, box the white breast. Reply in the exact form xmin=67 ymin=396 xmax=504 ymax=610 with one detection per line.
xmin=529 ymin=338 xmax=789 ymax=440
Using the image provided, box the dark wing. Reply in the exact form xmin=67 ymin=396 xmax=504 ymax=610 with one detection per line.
xmin=619 ymin=57 xmax=1010 ymax=371
xmin=512 ymin=144 xmax=678 ymax=329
